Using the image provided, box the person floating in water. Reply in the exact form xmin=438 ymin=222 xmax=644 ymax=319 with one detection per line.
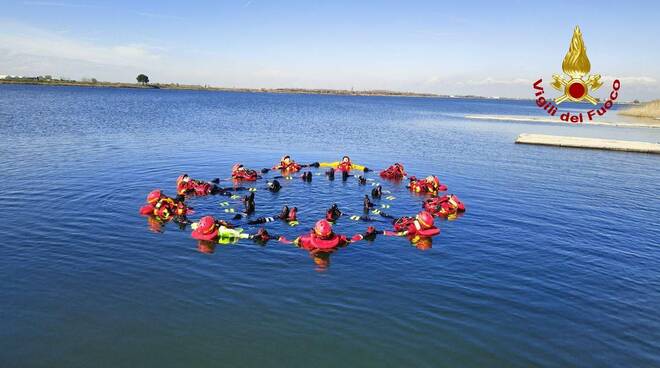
xmin=176 ymin=174 xmax=216 ymax=196
xmin=267 ymin=179 xmax=282 ymax=192
xmin=320 ymin=155 xmax=370 ymax=173
xmin=139 ymin=189 xmax=192 ymax=221
xmin=371 ymin=185 xmax=383 ymax=199
xmin=423 ymin=194 xmax=466 ymax=218
xmin=176 ymin=173 xmax=245 ymax=197
xmin=272 ymin=155 xmax=302 ymax=173
xmin=263 ymin=155 xmax=320 ymax=174
xmin=231 ymin=163 xmax=259 ymax=181
xmin=245 ymin=205 xmax=298 ymax=226
xmin=278 ymin=219 xmax=372 ymax=269
xmin=408 ymin=175 xmax=447 ymax=195
xmin=190 ymin=215 xmax=241 ymax=241
xmin=326 ymin=203 xmax=342 ymax=222
xmin=385 ymin=211 xmax=440 ymax=240
xmin=380 ymin=163 xmax=407 ymax=180
xmin=242 ymin=192 xmax=256 ymax=215
xmin=190 ymin=215 xmax=247 ymax=254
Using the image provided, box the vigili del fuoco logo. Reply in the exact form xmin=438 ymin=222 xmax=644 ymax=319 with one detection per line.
xmin=533 ymin=26 xmax=621 ymax=123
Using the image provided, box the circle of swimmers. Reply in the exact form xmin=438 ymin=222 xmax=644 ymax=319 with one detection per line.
xmin=140 ymin=155 xmax=465 ymax=268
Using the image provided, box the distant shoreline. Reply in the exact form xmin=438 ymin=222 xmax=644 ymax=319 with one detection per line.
xmin=1 ymin=79 xmax=647 ymax=105
xmin=0 ymin=78 xmax=517 ymax=100
xmin=618 ymin=100 xmax=660 ymax=119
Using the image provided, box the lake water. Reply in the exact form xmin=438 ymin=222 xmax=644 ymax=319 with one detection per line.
xmin=1 ymin=84 xmax=659 ymax=367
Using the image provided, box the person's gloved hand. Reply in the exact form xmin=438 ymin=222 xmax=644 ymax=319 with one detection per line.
xmin=351 ymin=234 xmax=364 ymax=242
xmin=261 ymin=168 xmax=270 ymax=174
xmin=310 ymin=162 xmax=320 ymax=167
xmin=363 ymin=167 xmax=371 ymax=172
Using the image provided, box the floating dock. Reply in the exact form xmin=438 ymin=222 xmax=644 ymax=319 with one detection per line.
xmin=465 ymin=114 xmax=660 ymax=129
xmin=515 ymin=134 xmax=660 ymax=154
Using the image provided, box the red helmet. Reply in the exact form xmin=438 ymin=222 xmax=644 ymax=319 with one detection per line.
xmin=232 ymin=163 xmax=243 ymax=172
xmin=147 ymin=190 xmax=162 ymax=204
xmin=192 ymin=216 xmax=218 ymax=241
xmin=314 ymin=219 xmax=333 ymax=238
xmin=198 ymin=216 xmax=216 ymax=233
xmin=416 ymin=211 xmax=435 ymax=229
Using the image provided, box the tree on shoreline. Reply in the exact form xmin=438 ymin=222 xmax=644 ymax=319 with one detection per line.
xmin=136 ymin=74 xmax=149 ymax=85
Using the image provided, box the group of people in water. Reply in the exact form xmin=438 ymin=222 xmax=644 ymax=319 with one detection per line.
xmin=140 ymin=155 xmax=465 ymax=268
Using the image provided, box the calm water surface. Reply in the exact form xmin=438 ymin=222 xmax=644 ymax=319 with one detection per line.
xmin=1 ymin=85 xmax=659 ymax=367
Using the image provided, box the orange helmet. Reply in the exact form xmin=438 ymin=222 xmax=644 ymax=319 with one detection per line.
xmin=147 ymin=189 xmax=162 ymax=204
xmin=313 ymin=219 xmax=333 ymax=238
xmin=416 ymin=211 xmax=435 ymax=229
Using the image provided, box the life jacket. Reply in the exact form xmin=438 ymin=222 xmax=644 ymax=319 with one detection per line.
xmin=408 ymin=178 xmax=430 ymax=193
xmin=139 ymin=204 xmax=155 ymax=215
xmin=423 ymin=195 xmax=448 ymax=212
xmin=140 ymin=194 xmax=191 ymax=219
xmin=140 ymin=201 xmax=171 ymax=218
xmin=407 ymin=220 xmax=440 ymax=237
xmin=232 ymin=168 xmax=258 ymax=181
xmin=189 ymin=179 xmax=212 ymax=195
xmin=155 ymin=197 xmax=190 ymax=218
xmin=154 ymin=199 xmax=173 ymax=220
xmin=409 ymin=176 xmax=447 ymax=194
xmin=177 ymin=181 xmax=192 ymax=196
xmin=448 ymin=194 xmax=465 ymax=212
xmin=336 ymin=161 xmax=353 ymax=172
xmin=424 ymin=195 xmax=465 ymax=217
xmin=172 ymin=201 xmax=189 ymax=216
xmin=393 ymin=216 xmax=415 ymax=232
xmin=380 ymin=163 xmax=407 ymax=179
xmin=393 ymin=216 xmax=440 ymax=237
xmin=296 ymin=232 xmax=347 ymax=251
xmin=277 ymin=160 xmax=302 ymax=172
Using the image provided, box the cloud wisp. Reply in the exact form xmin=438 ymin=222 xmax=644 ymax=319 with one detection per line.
xmin=0 ymin=22 xmax=161 ymax=68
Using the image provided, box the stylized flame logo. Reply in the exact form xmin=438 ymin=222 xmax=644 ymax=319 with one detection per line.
xmin=551 ymin=26 xmax=602 ymax=105
xmin=562 ymin=26 xmax=591 ymax=78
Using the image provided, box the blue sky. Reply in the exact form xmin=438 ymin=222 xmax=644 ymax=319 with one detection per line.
xmin=1 ymin=0 xmax=659 ymax=99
